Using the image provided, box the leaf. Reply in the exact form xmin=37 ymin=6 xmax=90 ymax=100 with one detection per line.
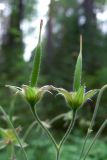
xmin=0 ymin=128 xmax=10 ymax=140
xmin=0 ymin=128 xmax=27 ymax=148
xmin=63 ymin=111 xmax=73 ymax=121
xmin=0 ymin=141 xmax=6 ymax=150
xmin=0 ymin=128 xmax=18 ymax=144
xmin=73 ymin=36 xmax=82 ymax=91
xmin=15 ymin=139 xmax=27 ymax=148
xmin=42 ymin=121 xmax=51 ymax=129
xmin=0 ymin=106 xmax=28 ymax=160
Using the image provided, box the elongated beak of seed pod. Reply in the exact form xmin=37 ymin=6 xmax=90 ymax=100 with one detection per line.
xmin=29 ymin=20 xmax=43 ymax=87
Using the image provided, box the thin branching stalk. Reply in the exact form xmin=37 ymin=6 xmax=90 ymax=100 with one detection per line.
xmin=0 ymin=106 xmax=28 ymax=160
xmin=56 ymin=149 xmax=60 ymax=160
xmin=23 ymin=121 xmax=37 ymax=141
xmin=11 ymin=146 xmax=14 ymax=160
xmin=90 ymin=85 xmax=107 ymax=128
xmin=78 ymin=131 xmax=89 ymax=160
xmin=50 ymin=113 xmax=66 ymax=125
xmin=7 ymin=144 xmax=14 ymax=160
xmin=78 ymin=85 xmax=107 ymax=160
xmin=30 ymin=106 xmax=58 ymax=150
xmin=83 ymin=119 xmax=107 ymax=160
xmin=56 ymin=110 xmax=77 ymax=160
xmin=9 ymin=96 xmax=16 ymax=122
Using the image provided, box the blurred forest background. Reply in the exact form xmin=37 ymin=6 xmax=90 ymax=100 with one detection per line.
xmin=0 ymin=0 xmax=107 ymax=159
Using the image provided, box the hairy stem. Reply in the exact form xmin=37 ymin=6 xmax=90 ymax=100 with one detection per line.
xmin=56 ymin=110 xmax=77 ymax=160
xmin=30 ymin=106 xmax=58 ymax=150
xmin=50 ymin=113 xmax=66 ymax=124
xmin=56 ymin=149 xmax=60 ymax=160
xmin=78 ymin=85 xmax=107 ymax=160
xmin=83 ymin=119 xmax=107 ymax=160
xmin=7 ymin=144 xmax=14 ymax=160
xmin=90 ymin=85 xmax=107 ymax=128
xmin=78 ymin=131 xmax=89 ymax=160
xmin=23 ymin=121 xmax=37 ymax=141
xmin=9 ymin=96 xmax=16 ymax=122
xmin=0 ymin=106 xmax=28 ymax=160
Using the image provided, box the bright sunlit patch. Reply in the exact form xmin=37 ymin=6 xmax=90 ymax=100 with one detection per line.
xmin=37 ymin=0 xmax=50 ymax=17
xmin=96 ymin=8 xmax=107 ymax=33
xmin=97 ymin=10 xmax=107 ymax=21
xmin=0 ymin=2 xmax=11 ymax=16
xmin=23 ymin=0 xmax=51 ymax=61
xmin=0 ymin=3 xmax=5 ymax=10
xmin=22 ymin=1 xmax=107 ymax=61
xmin=77 ymin=0 xmax=84 ymax=4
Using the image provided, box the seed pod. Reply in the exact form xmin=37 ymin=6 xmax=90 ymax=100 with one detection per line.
xmin=30 ymin=20 xmax=43 ymax=87
xmin=73 ymin=35 xmax=82 ymax=91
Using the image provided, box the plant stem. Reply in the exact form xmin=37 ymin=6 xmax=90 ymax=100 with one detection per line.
xmin=50 ymin=113 xmax=66 ymax=124
xmin=7 ymin=144 xmax=14 ymax=160
xmin=11 ymin=145 xmax=14 ymax=160
xmin=9 ymin=96 xmax=16 ymax=122
xmin=78 ymin=85 xmax=107 ymax=160
xmin=56 ymin=110 xmax=77 ymax=160
xmin=30 ymin=106 xmax=58 ymax=150
xmin=83 ymin=119 xmax=107 ymax=160
xmin=0 ymin=106 xmax=28 ymax=160
xmin=56 ymin=149 xmax=60 ymax=160
xmin=90 ymin=85 xmax=107 ymax=128
xmin=23 ymin=121 xmax=37 ymax=141
xmin=78 ymin=131 xmax=89 ymax=160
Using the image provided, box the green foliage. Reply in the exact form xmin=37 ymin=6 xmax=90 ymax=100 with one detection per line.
xmin=24 ymin=0 xmax=37 ymax=20
xmin=3 ymin=19 xmax=106 ymax=160
xmin=9 ymin=133 xmax=107 ymax=160
xmin=0 ymin=132 xmax=107 ymax=160
xmin=0 ymin=128 xmax=27 ymax=148
xmin=0 ymin=128 xmax=18 ymax=144
xmin=0 ymin=0 xmax=107 ymax=160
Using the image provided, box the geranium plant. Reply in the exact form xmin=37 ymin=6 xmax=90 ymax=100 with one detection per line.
xmin=0 ymin=20 xmax=107 ymax=160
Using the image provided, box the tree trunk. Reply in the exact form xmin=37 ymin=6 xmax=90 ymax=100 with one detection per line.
xmin=82 ymin=0 xmax=96 ymax=23
xmin=1 ymin=0 xmax=24 ymax=82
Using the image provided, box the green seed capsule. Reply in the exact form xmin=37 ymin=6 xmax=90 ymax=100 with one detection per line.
xmin=30 ymin=20 xmax=43 ymax=87
xmin=73 ymin=35 xmax=82 ymax=91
